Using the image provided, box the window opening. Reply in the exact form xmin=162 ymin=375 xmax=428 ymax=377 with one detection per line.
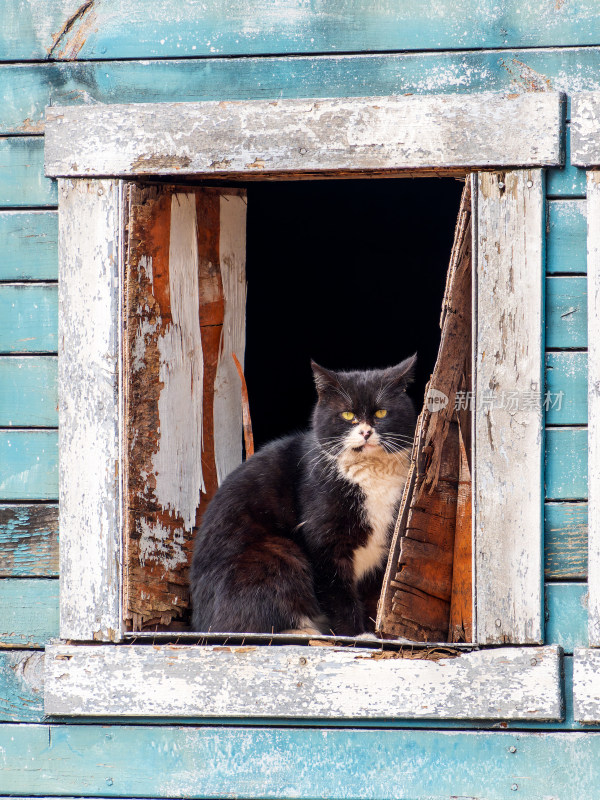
xmin=122 ymin=176 xmax=466 ymax=641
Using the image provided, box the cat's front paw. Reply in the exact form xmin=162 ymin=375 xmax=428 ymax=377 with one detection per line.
xmin=355 ymin=631 xmax=381 ymax=641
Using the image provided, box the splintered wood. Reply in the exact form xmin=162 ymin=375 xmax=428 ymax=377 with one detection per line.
xmin=123 ymin=185 xmax=247 ymax=631
xmin=377 ymin=182 xmax=472 ymax=643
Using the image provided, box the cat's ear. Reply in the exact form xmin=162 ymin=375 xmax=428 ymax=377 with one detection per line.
xmin=383 ymin=353 xmax=417 ymax=389
xmin=311 ymin=360 xmax=342 ymax=398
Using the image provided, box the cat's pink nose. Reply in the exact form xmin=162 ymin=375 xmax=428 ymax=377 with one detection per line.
xmin=361 ymin=429 xmax=373 ymax=440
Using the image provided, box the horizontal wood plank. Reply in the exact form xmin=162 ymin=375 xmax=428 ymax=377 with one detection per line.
xmin=545 ymin=427 xmax=588 ymax=501
xmin=0 ymin=212 xmax=57 ymax=280
xmin=0 ymin=0 xmax=599 ymax=61
xmin=0 ymin=578 xmax=58 ymax=647
xmin=0 ymin=48 xmax=596 ymax=136
xmin=545 ymin=502 xmax=588 ymax=580
xmin=545 ymin=352 xmax=587 ymax=426
xmin=0 ymin=49 xmax=598 ymax=137
xmin=45 ymin=94 xmax=564 ymax=178
xmin=546 ymin=276 xmax=587 ymax=349
xmin=16 ymin=725 xmax=600 ymax=798
xmin=0 ymin=139 xmax=56 ymax=208
xmin=0 ymin=431 xmax=57 ymax=501
xmin=0 ymin=356 xmax=57 ymax=426
xmin=574 ymin=648 xmax=600 ymax=722
xmin=0 ymin=286 xmax=57 ymax=354
xmin=545 ymin=583 xmax=588 ymax=654
xmin=0 ymin=651 xmax=44 ymax=721
xmin=0 ymin=504 xmax=58 ymax=577
xmin=44 ymin=643 xmax=562 ymax=720
xmin=546 ymin=199 xmax=587 ymax=275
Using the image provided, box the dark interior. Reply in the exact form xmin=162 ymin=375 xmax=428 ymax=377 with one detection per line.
xmin=244 ymin=177 xmax=464 ymax=447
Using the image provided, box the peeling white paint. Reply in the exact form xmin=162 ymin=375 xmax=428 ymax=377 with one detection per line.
xmin=138 ymin=518 xmax=187 ymax=570
xmin=152 ymin=193 xmax=205 ymax=530
xmin=474 ymin=171 xmax=544 ymax=645
xmin=44 ymin=643 xmax=563 ymax=720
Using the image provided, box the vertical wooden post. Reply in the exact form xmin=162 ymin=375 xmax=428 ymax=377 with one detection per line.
xmin=474 ymin=170 xmax=545 ymax=644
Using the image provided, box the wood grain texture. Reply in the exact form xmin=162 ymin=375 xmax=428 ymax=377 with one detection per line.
xmin=44 ymin=643 xmax=562 ymax=721
xmin=545 ymin=352 xmax=587 ymax=427
xmin=123 ymin=185 xmax=246 ymax=630
xmin=573 ymin=648 xmax=600 ymax=722
xmin=0 ymin=578 xmax=58 ymax=647
xmin=58 ymin=179 xmax=122 ymax=643
xmin=0 ymin=651 xmax=44 ymax=721
xmin=0 ymin=285 xmax=57 ymax=354
xmin=0 ymin=504 xmax=58 ymax=577
xmin=545 ymin=502 xmax=587 ymax=580
xmin=44 ymin=94 xmax=564 ymax=179
xmin=0 ymin=138 xmax=56 ymax=208
xmin=0 ymin=356 xmax=57 ymax=426
xmin=545 ymin=427 xmax=588 ymax=501
xmin=4 ymin=47 xmax=600 ymax=137
xmin=546 ymin=276 xmax=587 ymax=349
xmin=3 ymin=0 xmax=600 ymax=60
xmin=545 ymin=583 xmax=588 ymax=654
xmin=0 ymin=212 xmax=57 ymax=280
xmin=449 ymin=427 xmax=473 ymax=643
xmin=0 ymin=431 xmax=57 ymax=501
xmin=546 ymin=199 xmax=587 ymax=275
xmin=571 ymin=92 xmax=600 ymax=166
xmin=474 ymin=170 xmax=544 ymax=645
xmin=586 ymin=170 xmax=600 ymax=645
xmin=19 ymin=725 xmax=600 ymax=799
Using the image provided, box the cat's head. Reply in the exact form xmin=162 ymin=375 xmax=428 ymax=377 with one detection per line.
xmin=310 ymin=355 xmax=417 ymax=461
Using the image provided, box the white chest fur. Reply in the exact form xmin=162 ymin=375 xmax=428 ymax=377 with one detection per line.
xmin=337 ymin=448 xmax=409 ymax=583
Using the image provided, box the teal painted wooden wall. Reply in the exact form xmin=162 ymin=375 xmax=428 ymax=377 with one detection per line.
xmin=1 ymin=2 xmax=599 ymax=796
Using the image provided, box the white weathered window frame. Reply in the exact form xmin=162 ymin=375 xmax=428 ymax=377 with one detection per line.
xmin=44 ymin=93 xmax=563 ymax=719
xmin=569 ymin=92 xmax=600 ymax=721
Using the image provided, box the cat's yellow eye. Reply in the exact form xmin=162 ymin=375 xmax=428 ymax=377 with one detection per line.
xmin=375 ymin=409 xmax=388 ymax=419
xmin=341 ymin=411 xmax=355 ymax=421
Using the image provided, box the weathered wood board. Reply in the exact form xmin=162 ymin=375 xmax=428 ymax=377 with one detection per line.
xmin=0 ymin=211 xmax=57 ymax=280
xmin=0 ymin=651 xmax=44 ymax=722
xmin=44 ymin=643 xmax=562 ymax=720
xmin=587 ymin=170 xmax=600 ymax=646
xmin=3 ymin=48 xmax=600 ymax=137
xmin=574 ymin=648 xmax=600 ymax=721
xmin=546 ymin=583 xmax=588 ymax=654
xmin=0 ymin=357 xmax=58 ymax=427
xmin=545 ymin=352 xmax=587 ymax=427
xmin=0 ymin=504 xmax=58 ymax=577
xmin=3 ymin=1 xmax=600 ymax=61
xmin=546 ymin=276 xmax=588 ymax=349
xmin=545 ymin=427 xmax=588 ymax=501
xmin=545 ymin=502 xmax=588 ymax=580
xmin=0 ymin=578 xmax=58 ymax=647
xmin=546 ymin=199 xmax=587 ymax=275
xmin=123 ymin=185 xmax=246 ymax=630
xmin=44 ymin=94 xmax=564 ymax=179
xmin=0 ymin=138 xmax=57 ymax=208
xmin=0 ymin=285 xmax=57 ymax=354
xmin=571 ymin=93 xmax=600 ymax=166
xmin=0 ymin=431 xmax=57 ymax=501
xmin=13 ymin=725 xmax=600 ymax=798
xmin=58 ymin=179 xmax=122 ymax=643
xmin=474 ymin=170 xmax=544 ymax=644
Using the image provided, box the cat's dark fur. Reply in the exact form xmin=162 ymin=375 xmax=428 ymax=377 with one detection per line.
xmin=190 ymin=356 xmax=417 ymax=636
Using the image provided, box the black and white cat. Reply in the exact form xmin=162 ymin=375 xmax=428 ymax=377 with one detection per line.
xmin=190 ymin=355 xmax=417 ymax=636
